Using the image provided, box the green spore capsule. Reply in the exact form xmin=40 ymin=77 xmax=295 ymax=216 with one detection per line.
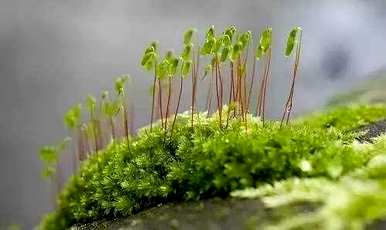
xmin=255 ymin=45 xmax=264 ymax=60
xmin=220 ymin=46 xmax=230 ymax=62
xmin=182 ymin=43 xmax=193 ymax=61
xmin=182 ymin=60 xmax=192 ymax=76
xmin=149 ymin=41 xmax=158 ymax=52
xmin=168 ymin=57 xmax=179 ymax=76
xmin=260 ymin=27 xmax=272 ymax=53
xmin=222 ymin=34 xmax=231 ymax=47
xmin=141 ymin=51 xmax=156 ymax=67
xmin=206 ymin=25 xmax=215 ymax=40
xmin=165 ymin=50 xmax=174 ymax=62
xmin=201 ymin=37 xmax=215 ymax=55
xmin=86 ymin=95 xmax=96 ymax=112
xmin=64 ymin=104 xmax=82 ymax=130
xmin=224 ymin=25 xmax=237 ymax=40
xmin=101 ymin=90 xmax=109 ymax=99
xmin=231 ymin=41 xmax=243 ymax=61
xmin=239 ymin=30 xmax=252 ymax=49
xmin=156 ymin=59 xmax=170 ymax=79
xmin=285 ymin=27 xmax=302 ymax=57
xmin=183 ymin=28 xmax=196 ymax=45
xmin=212 ymin=38 xmax=222 ymax=54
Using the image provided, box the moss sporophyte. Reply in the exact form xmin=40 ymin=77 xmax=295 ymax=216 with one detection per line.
xmin=38 ymin=26 xmax=386 ymax=229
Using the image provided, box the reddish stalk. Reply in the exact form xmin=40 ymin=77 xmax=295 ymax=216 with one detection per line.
xmin=237 ymin=60 xmax=242 ymax=116
xmin=206 ymin=68 xmax=213 ymax=117
xmin=165 ymin=77 xmax=172 ymax=130
xmin=191 ymin=52 xmax=195 ymax=128
xmin=157 ymin=79 xmax=164 ymax=129
xmin=217 ymin=60 xmax=224 ymax=126
xmin=150 ymin=74 xmax=157 ymax=131
xmin=191 ymin=47 xmax=199 ymax=128
xmin=242 ymin=45 xmax=250 ymax=121
xmin=261 ymin=48 xmax=272 ymax=124
xmin=171 ymin=76 xmax=183 ymax=135
xmin=214 ymin=59 xmax=222 ymax=127
xmin=247 ymin=56 xmax=256 ymax=114
xmin=226 ymin=62 xmax=234 ymax=127
xmin=91 ymin=119 xmax=99 ymax=152
xmin=109 ymin=117 xmax=116 ymax=140
xmin=256 ymin=60 xmax=267 ymax=116
xmin=281 ymin=32 xmax=302 ymax=127
xmin=122 ymin=102 xmax=131 ymax=152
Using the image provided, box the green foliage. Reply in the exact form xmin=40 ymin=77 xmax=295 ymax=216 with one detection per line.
xmin=327 ymin=72 xmax=386 ymax=106
xmin=181 ymin=44 xmax=193 ymax=61
xmin=256 ymin=27 xmax=272 ymax=60
xmin=63 ymin=104 xmax=82 ymax=130
xmin=224 ymin=25 xmax=237 ymax=41
xmin=181 ymin=60 xmax=192 ymax=76
xmin=285 ymin=26 xmax=302 ymax=57
xmin=206 ymin=25 xmax=215 ymax=40
xmin=102 ymin=100 xmax=121 ymax=118
xmin=39 ymin=138 xmax=70 ymax=178
xmin=114 ymin=75 xmax=131 ymax=96
xmin=39 ymin=105 xmax=386 ymax=229
xmin=141 ymin=42 xmax=159 ymax=72
xmin=201 ymin=37 xmax=215 ymax=56
xmin=239 ymin=31 xmax=252 ymax=49
xmin=231 ymin=41 xmax=243 ymax=62
xmin=299 ymin=104 xmax=386 ymax=132
xmin=183 ymin=28 xmax=196 ymax=45
xmin=232 ymin=136 xmax=386 ymax=230
xmin=85 ymin=95 xmax=96 ymax=117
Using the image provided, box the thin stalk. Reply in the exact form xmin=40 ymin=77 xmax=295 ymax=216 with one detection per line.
xmin=165 ymin=77 xmax=172 ymax=130
xmin=261 ymin=48 xmax=272 ymax=125
xmin=237 ymin=59 xmax=242 ymax=116
xmin=214 ymin=59 xmax=222 ymax=127
xmin=256 ymin=59 xmax=267 ymax=116
xmin=194 ymin=47 xmax=200 ymax=123
xmin=247 ymin=56 xmax=256 ymax=114
xmin=122 ymin=102 xmax=131 ymax=152
xmin=150 ymin=74 xmax=157 ymax=131
xmin=75 ymin=129 xmax=81 ymax=168
xmin=158 ymin=79 xmax=164 ymax=129
xmin=206 ymin=68 xmax=213 ymax=117
xmin=191 ymin=48 xmax=199 ymax=128
xmin=171 ymin=75 xmax=183 ymax=135
xmin=242 ymin=45 xmax=250 ymax=121
xmin=226 ymin=62 xmax=234 ymax=127
xmin=217 ymin=60 xmax=223 ymax=127
xmin=129 ymin=102 xmax=134 ymax=134
xmin=281 ymin=32 xmax=302 ymax=127
xmin=91 ymin=120 xmax=98 ymax=153
xmin=110 ymin=117 xmax=116 ymax=140
xmin=191 ymin=61 xmax=195 ymax=128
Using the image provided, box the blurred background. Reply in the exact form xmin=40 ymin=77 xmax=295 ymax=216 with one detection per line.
xmin=1 ymin=0 xmax=386 ymax=228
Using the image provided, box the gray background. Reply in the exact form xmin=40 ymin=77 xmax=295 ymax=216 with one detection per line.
xmin=1 ymin=0 xmax=386 ymax=228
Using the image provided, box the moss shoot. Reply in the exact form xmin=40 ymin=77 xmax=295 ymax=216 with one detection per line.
xmin=39 ymin=104 xmax=386 ymax=229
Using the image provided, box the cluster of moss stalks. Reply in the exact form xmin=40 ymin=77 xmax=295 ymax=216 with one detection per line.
xmin=38 ymin=104 xmax=386 ymax=229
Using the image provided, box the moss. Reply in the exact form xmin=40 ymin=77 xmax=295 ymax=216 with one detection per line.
xmin=39 ymin=104 xmax=386 ymax=230
xmin=327 ymin=72 xmax=386 ymax=106
xmin=232 ymin=136 xmax=386 ymax=230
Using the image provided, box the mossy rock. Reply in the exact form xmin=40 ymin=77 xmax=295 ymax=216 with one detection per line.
xmin=328 ymin=70 xmax=386 ymax=106
xmin=40 ymin=105 xmax=386 ymax=230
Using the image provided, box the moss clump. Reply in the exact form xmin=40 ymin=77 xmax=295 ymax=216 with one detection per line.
xmin=232 ymin=135 xmax=386 ymax=229
xmin=39 ymin=104 xmax=386 ymax=230
xmin=328 ymin=71 xmax=386 ymax=106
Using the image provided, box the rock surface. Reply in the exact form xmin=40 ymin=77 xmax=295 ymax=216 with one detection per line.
xmin=74 ymin=198 xmax=271 ymax=230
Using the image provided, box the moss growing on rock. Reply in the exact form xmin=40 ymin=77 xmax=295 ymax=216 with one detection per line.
xmin=39 ymin=104 xmax=386 ymax=229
